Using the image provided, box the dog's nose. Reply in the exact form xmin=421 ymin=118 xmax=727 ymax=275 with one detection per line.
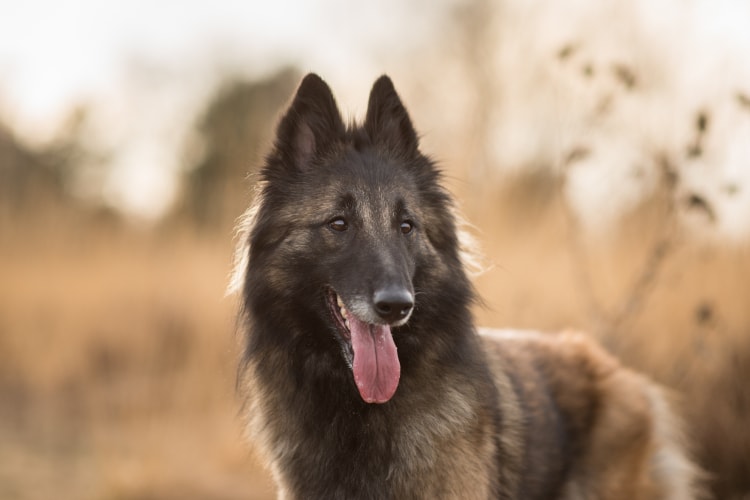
xmin=373 ymin=287 xmax=414 ymax=323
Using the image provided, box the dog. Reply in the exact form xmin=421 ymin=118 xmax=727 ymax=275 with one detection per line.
xmin=230 ymin=73 xmax=699 ymax=499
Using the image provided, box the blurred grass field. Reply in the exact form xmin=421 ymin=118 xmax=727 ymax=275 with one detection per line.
xmin=1 ymin=171 xmax=749 ymax=498
xmin=0 ymin=218 xmax=275 ymax=499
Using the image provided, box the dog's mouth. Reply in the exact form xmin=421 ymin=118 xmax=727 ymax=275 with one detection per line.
xmin=326 ymin=289 xmax=401 ymax=404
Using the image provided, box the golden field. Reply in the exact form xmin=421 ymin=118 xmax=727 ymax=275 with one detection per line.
xmin=0 ymin=216 xmax=275 ymax=499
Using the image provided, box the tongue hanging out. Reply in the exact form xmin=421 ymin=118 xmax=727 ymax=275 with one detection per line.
xmin=347 ymin=313 xmax=400 ymax=403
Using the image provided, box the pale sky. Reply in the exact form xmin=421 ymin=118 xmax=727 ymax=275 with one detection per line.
xmin=2 ymin=0 xmax=750 ymax=239
xmin=0 ymin=0 xmax=442 ymax=217
xmin=0 ymin=0 xmax=437 ymax=135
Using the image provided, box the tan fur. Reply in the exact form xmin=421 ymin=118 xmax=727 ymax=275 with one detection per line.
xmin=480 ymin=328 xmax=701 ymax=499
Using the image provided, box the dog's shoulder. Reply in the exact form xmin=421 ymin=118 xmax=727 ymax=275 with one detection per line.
xmin=479 ymin=328 xmax=618 ymax=402
xmin=480 ymin=327 xmax=652 ymax=442
xmin=479 ymin=328 xmax=699 ymax=498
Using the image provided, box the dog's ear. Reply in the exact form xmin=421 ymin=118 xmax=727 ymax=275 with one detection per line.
xmin=273 ymin=73 xmax=345 ymax=172
xmin=365 ymin=75 xmax=419 ymax=156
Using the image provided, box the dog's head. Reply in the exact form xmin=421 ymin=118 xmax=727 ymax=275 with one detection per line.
xmin=236 ymin=74 xmax=473 ymax=404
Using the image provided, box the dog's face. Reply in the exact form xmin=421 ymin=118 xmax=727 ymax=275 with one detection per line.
xmin=246 ymin=74 xmax=463 ymax=403
xmin=307 ymin=152 xmax=422 ymax=404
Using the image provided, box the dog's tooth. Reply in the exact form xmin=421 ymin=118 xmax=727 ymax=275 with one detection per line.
xmin=345 ymin=319 xmax=350 ymax=330
xmin=336 ymin=295 xmax=344 ymax=308
xmin=340 ymin=307 xmax=348 ymax=319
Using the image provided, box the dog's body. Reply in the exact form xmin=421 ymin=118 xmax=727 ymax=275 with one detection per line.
xmin=233 ymin=74 xmax=698 ymax=499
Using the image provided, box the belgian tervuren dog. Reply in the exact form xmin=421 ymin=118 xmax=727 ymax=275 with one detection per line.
xmin=231 ymin=73 xmax=699 ymax=499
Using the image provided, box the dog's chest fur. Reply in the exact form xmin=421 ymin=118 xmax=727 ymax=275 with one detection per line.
xmin=244 ymin=359 xmax=510 ymax=500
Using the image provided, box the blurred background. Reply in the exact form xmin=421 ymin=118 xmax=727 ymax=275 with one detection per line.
xmin=1 ymin=0 xmax=749 ymax=498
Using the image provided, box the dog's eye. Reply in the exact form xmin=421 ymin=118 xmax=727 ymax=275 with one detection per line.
xmin=329 ymin=217 xmax=349 ymax=232
xmin=400 ymin=220 xmax=414 ymax=234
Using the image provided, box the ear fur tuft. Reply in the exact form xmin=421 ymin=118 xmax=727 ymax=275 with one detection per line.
xmin=273 ymin=73 xmax=345 ymax=172
xmin=365 ymin=75 xmax=419 ymax=155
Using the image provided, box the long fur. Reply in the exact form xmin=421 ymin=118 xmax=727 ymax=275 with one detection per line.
xmin=232 ymin=73 xmax=700 ymax=499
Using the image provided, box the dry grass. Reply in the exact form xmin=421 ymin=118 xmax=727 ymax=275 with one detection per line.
xmin=1 ymin=175 xmax=748 ymax=498
xmin=0 ymin=220 xmax=275 ymax=499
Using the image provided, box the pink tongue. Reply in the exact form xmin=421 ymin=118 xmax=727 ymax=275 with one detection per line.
xmin=349 ymin=315 xmax=400 ymax=403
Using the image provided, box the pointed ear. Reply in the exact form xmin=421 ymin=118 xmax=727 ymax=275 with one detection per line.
xmin=364 ymin=75 xmax=419 ymax=156
xmin=273 ymin=73 xmax=345 ymax=171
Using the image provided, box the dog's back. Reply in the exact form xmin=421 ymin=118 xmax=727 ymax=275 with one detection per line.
xmin=481 ymin=328 xmax=700 ymax=499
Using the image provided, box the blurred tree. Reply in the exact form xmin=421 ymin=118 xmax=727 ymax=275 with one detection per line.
xmin=0 ymin=125 xmax=63 ymax=213
xmin=0 ymin=106 xmax=116 ymax=237
xmin=175 ymin=67 xmax=300 ymax=231
xmin=0 ymin=121 xmax=72 ymax=237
